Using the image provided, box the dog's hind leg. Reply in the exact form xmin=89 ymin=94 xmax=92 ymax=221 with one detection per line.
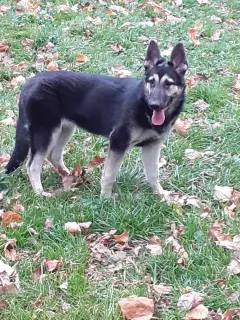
xmin=27 ymin=126 xmax=62 ymax=196
xmin=47 ymin=120 xmax=76 ymax=176
xmin=141 ymin=140 xmax=164 ymax=195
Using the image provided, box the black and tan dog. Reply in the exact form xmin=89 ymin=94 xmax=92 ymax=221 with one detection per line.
xmin=6 ymin=40 xmax=188 ymax=197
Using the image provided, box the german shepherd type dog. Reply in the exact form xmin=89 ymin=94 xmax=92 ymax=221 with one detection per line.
xmin=6 ymin=40 xmax=188 ymax=197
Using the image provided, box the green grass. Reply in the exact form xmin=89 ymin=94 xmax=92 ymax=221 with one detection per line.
xmin=0 ymin=0 xmax=240 ymax=319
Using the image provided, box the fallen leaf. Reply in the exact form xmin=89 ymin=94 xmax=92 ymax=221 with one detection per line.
xmin=28 ymin=227 xmax=38 ymax=237
xmin=78 ymin=221 xmax=92 ymax=235
xmin=75 ymin=55 xmax=88 ymax=63
xmin=11 ymin=61 xmax=28 ymax=72
xmin=0 ymin=4 xmax=11 ymax=15
xmin=87 ymin=155 xmax=105 ymax=171
xmin=213 ymin=186 xmax=233 ymax=202
xmin=55 ymin=4 xmax=70 ymax=12
xmin=211 ymin=30 xmax=221 ymax=41
xmin=0 ymin=40 xmax=9 ymax=52
xmin=44 ymin=218 xmax=53 ymax=230
xmin=186 ymin=304 xmax=209 ymax=319
xmin=111 ymin=65 xmax=131 ymax=78
xmin=44 ymin=258 xmax=62 ymax=272
xmin=197 ymin=0 xmax=210 ymax=4
xmin=118 ymin=296 xmax=154 ymax=320
xmin=186 ymin=73 xmax=208 ymax=89
xmin=0 ymin=154 xmax=10 ymax=166
xmin=47 ymin=61 xmax=58 ymax=71
xmin=12 ymin=203 xmax=24 ymax=213
xmin=0 ymin=299 xmax=7 ymax=311
xmin=84 ymin=29 xmax=93 ymax=37
xmin=109 ymin=5 xmax=129 ymax=15
xmin=228 ymin=256 xmax=240 ymax=275
xmin=86 ymin=16 xmax=102 ymax=25
xmin=7 ymin=75 xmax=26 ymax=89
xmin=188 ymin=20 xmax=202 ymax=46
xmin=106 ymin=10 xmax=117 ymax=17
xmin=171 ymin=223 xmax=184 ymax=239
xmin=173 ymin=118 xmax=193 ymax=136
xmin=146 ymin=244 xmax=162 ymax=256
xmin=0 ymin=117 xmax=16 ymax=126
xmin=62 ymin=164 xmax=88 ymax=191
xmin=166 ymin=236 xmax=188 ymax=264
xmin=232 ymin=74 xmax=240 ymax=94
xmin=64 ymin=222 xmax=81 ymax=235
xmin=193 ymin=99 xmax=209 ymax=110
xmin=150 ymin=284 xmax=172 ymax=298
xmin=110 ymin=44 xmax=125 ymax=54
xmin=224 ymin=190 xmax=240 ymax=220
xmin=152 ymin=17 xmax=165 ymax=25
xmin=17 ymin=0 xmax=41 ymax=16
xmin=1 ymin=211 xmax=22 ymax=228
xmin=178 ymin=291 xmax=204 ymax=311
xmin=0 ymin=192 xmax=4 ymax=201
xmin=4 ymin=239 xmax=17 ymax=261
xmin=32 ymin=265 xmax=44 ymax=282
xmin=0 ymin=260 xmax=19 ymax=294
xmin=21 ymin=38 xmax=34 ymax=51
xmin=138 ymin=36 xmax=149 ymax=44
xmin=184 ymin=149 xmax=203 ymax=160
xmin=114 ymin=230 xmax=129 ymax=244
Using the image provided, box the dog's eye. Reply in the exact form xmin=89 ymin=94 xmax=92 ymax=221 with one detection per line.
xmin=148 ymin=78 xmax=155 ymax=85
xmin=165 ymin=80 xmax=173 ymax=87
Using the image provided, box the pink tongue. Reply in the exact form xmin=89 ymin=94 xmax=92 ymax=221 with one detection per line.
xmin=151 ymin=110 xmax=165 ymax=126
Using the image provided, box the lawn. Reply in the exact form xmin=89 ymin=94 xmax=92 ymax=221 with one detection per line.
xmin=0 ymin=0 xmax=240 ymax=319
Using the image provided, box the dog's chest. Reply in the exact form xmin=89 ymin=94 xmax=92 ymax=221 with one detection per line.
xmin=130 ymin=125 xmax=171 ymax=147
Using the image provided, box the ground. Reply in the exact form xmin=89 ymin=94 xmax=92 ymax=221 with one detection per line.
xmin=0 ymin=0 xmax=240 ymax=319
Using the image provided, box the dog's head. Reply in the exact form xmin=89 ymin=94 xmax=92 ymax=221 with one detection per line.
xmin=144 ymin=40 xmax=188 ymax=126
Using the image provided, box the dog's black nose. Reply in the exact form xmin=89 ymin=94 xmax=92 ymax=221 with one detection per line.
xmin=149 ymin=104 xmax=160 ymax=110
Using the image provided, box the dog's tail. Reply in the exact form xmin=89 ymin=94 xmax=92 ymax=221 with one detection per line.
xmin=5 ymin=105 xmax=29 ymax=174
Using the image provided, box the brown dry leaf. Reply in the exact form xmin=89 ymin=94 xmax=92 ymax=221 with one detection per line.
xmin=109 ymin=5 xmax=129 ymax=15
xmin=0 ymin=260 xmax=19 ymax=294
xmin=224 ymin=191 xmax=240 ymax=220
xmin=228 ymin=256 xmax=240 ymax=275
xmin=86 ymin=16 xmax=102 ymax=25
xmin=193 ymin=99 xmax=209 ymax=110
xmin=111 ymin=65 xmax=131 ymax=78
xmin=0 ymin=4 xmax=11 ymax=15
xmin=21 ymin=38 xmax=34 ymax=51
xmin=11 ymin=60 xmax=28 ymax=72
xmin=28 ymin=227 xmax=38 ymax=237
xmin=64 ymin=222 xmax=81 ymax=235
xmin=55 ymin=4 xmax=70 ymax=12
xmin=0 ymin=192 xmax=4 ymax=201
xmin=0 ymin=154 xmax=10 ymax=166
xmin=114 ymin=230 xmax=129 ymax=244
xmin=47 ymin=61 xmax=58 ymax=71
xmin=32 ymin=265 xmax=44 ymax=282
xmin=78 ymin=221 xmax=92 ymax=235
xmin=185 ymin=304 xmax=209 ymax=319
xmin=0 ymin=116 xmax=16 ymax=126
xmin=0 ymin=299 xmax=7 ymax=311
xmin=138 ymin=35 xmax=150 ymax=44
xmin=0 ymin=40 xmax=9 ymax=52
xmin=188 ymin=20 xmax=203 ymax=46
xmin=110 ymin=44 xmax=125 ymax=54
xmin=44 ymin=218 xmax=53 ymax=230
xmin=150 ymin=284 xmax=172 ymax=299
xmin=75 ymin=55 xmax=88 ymax=64
xmin=171 ymin=223 xmax=184 ymax=239
xmin=87 ymin=155 xmax=105 ymax=171
xmin=62 ymin=164 xmax=88 ymax=191
xmin=85 ymin=29 xmax=93 ymax=37
xmin=12 ymin=203 xmax=24 ymax=214
xmin=7 ymin=75 xmax=26 ymax=89
xmin=1 ymin=211 xmax=22 ymax=228
xmin=197 ymin=0 xmax=210 ymax=4
xmin=184 ymin=149 xmax=203 ymax=160
xmin=211 ymin=30 xmax=221 ymax=41
xmin=4 ymin=239 xmax=17 ymax=262
xmin=152 ymin=17 xmax=165 ymax=25
xmin=178 ymin=291 xmax=204 ymax=311
xmin=173 ymin=118 xmax=193 ymax=136
xmin=44 ymin=258 xmax=62 ymax=272
xmin=213 ymin=186 xmax=233 ymax=202
xmin=232 ymin=74 xmax=240 ymax=94
xmin=118 ymin=296 xmax=154 ymax=320
xmin=75 ymin=2 xmax=95 ymax=13
xmin=166 ymin=236 xmax=188 ymax=264
xmin=186 ymin=73 xmax=208 ymax=89
xmin=146 ymin=244 xmax=162 ymax=256
xmin=17 ymin=0 xmax=41 ymax=16
xmin=106 ymin=10 xmax=117 ymax=17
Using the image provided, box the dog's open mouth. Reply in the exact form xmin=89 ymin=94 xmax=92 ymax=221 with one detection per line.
xmin=151 ymin=109 xmax=166 ymax=126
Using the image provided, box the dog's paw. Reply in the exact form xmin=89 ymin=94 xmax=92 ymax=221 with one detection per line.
xmin=100 ymin=191 xmax=112 ymax=198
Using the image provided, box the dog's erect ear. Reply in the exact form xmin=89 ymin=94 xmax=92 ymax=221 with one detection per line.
xmin=170 ymin=43 xmax=188 ymax=75
xmin=144 ymin=40 xmax=161 ymax=72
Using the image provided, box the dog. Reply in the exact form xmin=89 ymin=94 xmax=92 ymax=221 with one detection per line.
xmin=5 ymin=40 xmax=188 ymax=197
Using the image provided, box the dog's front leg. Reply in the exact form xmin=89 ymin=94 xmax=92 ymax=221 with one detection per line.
xmin=141 ymin=140 xmax=164 ymax=195
xmin=100 ymin=148 xmax=125 ymax=197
